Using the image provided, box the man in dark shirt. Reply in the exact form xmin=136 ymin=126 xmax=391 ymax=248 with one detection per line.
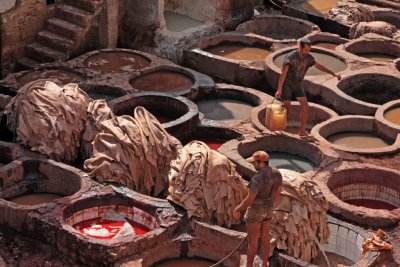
xmin=233 ymin=151 xmax=282 ymax=267
xmin=274 ymin=38 xmax=341 ymax=139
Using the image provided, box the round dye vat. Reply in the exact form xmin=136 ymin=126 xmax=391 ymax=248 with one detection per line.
xmin=327 ymin=132 xmax=389 ymax=149
xmin=154 ymin=258 xmax=216 ymax=267
xmin=384 ymin=106 xmax=400 ymax=125
xmin=73 ymin=218 xmax=149 ymax=240
xmin=346 ymin=199 xmax=397 ymax=210
xmin=130 ymin=71 xmax=194 ymax=93
xmin=17 ymin=70 xmax=83 ymax=86
xmin=268 ymin=151 xmax=315 ymax=173
xmin=274 ymin=51 xmax=346 ymax=76
xmin=156 ymin=115 xmax=175 ymax=124
xmin=311 ymin=252 xmax=354 ymax=267
xmin=164 ymin=11 xmax=204 ymax=32
xmin=84 ymin=52 xmax=150 ymax=74
xmin=302 ymin=0 xmax=340 ymax=14
xmin=313 ymin=42 xmax=338 ymax=50
xmin=196 ymin=98 xmax=255 ymax=121
xmin=87 ymin=93 xmax=120 ymax=102
xmin=204 ymin=42 xmax=272 ymax=61
xmin=199 ymin=138 xmax=225 ymax=150
xmin=356 ymin=53 xmax=397 ymax=62
xmin=9 ymin=193 xmax=64 ymax=205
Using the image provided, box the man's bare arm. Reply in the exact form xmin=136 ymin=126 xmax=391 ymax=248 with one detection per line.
xmin=275 ymin=65 xmax=290 ymax=99
xmin=315 ymin=62 xmax=341 ymax=80
xmin=233 ymin=192 xmax=256 ymax=219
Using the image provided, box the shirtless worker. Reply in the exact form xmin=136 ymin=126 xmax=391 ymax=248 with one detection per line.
xmin=233 ymin=151 xmax=282 ymax=267
xmin=275 ymin=38 xmax=341 ymax=139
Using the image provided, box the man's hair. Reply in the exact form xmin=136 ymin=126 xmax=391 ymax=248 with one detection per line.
xmin=299 ymin=38 xmax=312 ymax=48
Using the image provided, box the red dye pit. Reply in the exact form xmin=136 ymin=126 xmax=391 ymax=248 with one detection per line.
xmin=200 ymin=139 xmax=225 ymax=150
xmin=346 ymin=199 xmax=397 ymax=210
xmin=73 ymin=218 xmax=149 ymax=239
xmin=156 ymin=116 xmax=175 ymax=124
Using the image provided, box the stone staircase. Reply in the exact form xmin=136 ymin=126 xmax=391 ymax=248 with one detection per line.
xmin=18 ymin=0 xmax=103 ymax=70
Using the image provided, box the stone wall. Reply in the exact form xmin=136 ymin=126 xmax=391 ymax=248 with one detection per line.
xmin=0 ymin=0 xmax=51 ymax=77
xmin=118 ymin=0 xmax=255 ymax=59
xmin=118 ymin=0 xmax=161 ymax=51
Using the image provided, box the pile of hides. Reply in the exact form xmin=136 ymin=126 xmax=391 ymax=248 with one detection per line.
xmin=81 ymin=100 xmax=115 ymax=159
xmin=270 ymin=170 xmax=329 ymax=262
xmin=349 ymin=21 xmax=399 ymax=39
xmin=5 ymin=81 xmax=90 ymax=163
xmin=329 ymin=1 xmax=373 ymax=26
xmin=168 ymin=141 xmax=248 ymax=227
xmin=362 ymin=229 xmax=393 ymax=258
xmin=84 ymin=107 xmax=181 ymax=197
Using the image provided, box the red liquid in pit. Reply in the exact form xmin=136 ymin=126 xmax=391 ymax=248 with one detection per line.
xmin=346 ymin=199 xmax=397 ymax=210
xmin=201 ymin=139 xmax=225 ymax=150
xmin=73 ymin=218 xmax=149 ymax=239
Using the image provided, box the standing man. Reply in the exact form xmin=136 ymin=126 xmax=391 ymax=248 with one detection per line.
xmin=233 ymin=151 xmax=282 ymax=267
xmin=275 ymin=38 xmax=341 ymax=139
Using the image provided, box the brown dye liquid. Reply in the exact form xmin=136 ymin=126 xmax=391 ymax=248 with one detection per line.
xmin=302 ymin=0 xmax=340 ymax=14
xmin=17 ymin=70 xmax=83 ymax=86
xmin=130 ymin=71 xmax=194 ymax=92
xmin=196 ymin=98 xmax=254 ymax=121
xmin=154 ymin=258 xmax=215 ymax=267
xmin=313 ymin=42 xmax=338 ymax=50
xmin=164 ymin=11 xmax=204 ymax=32
xmin=9 ymin=193 xmax=64 ymax=205
xmin=311 ymin=252 xmax=354 ymax=267
xmin=346 ymin=199 xmax=397 ymax=210
xmin=84 ymin=52 xmax=150 ymax=74
xmin=357 ymin=53 xmax=397 ymax=62
xmin=205 ymin=42 xmax=271 ymax=61
xmin=274 ymin=51 xmax=346 ymax=76
xmin=384 ymin=107 xmax=400 ymax=126
xmin=327 ymin=132 xmax=389 ymax=149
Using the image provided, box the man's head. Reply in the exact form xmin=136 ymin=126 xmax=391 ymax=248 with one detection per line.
xmin=299 ymin=38 xmax=312 ymax=54
xmin=246 ymin=151 xmax=270 ymax=170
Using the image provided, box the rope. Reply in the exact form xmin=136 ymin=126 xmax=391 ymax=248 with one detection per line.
xmin=209 ymin=237 xmax=247 ymax=267
xmin=267 ymin=0 xmax=284 ymax=9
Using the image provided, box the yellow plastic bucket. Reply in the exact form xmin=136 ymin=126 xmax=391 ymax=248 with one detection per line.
xmin=265 ymin=98 xmax=287 ymax=131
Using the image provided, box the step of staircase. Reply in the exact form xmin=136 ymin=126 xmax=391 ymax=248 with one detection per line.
xmin=55 ymin=4 xmax=92 ymax=27
xmin=36 ymin=30 xmax=75 ymax=52
xmin=26 ymin=42 xmax=67 ymax=63
xmin=16 ymin=57 xmax=41 ymax=71
xmin=64 ymin=0 xmax=102 ymax=13
xmin=46 ymin=18 xmax=84 ymax=40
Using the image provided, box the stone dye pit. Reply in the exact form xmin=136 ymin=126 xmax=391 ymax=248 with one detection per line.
xmin=251 ymin=101 xmax=338 ymax=135
xmin=16 ymin=69 xmax=84 ymax=87
xmin=342 ymin=38 xmax=400 ymax=63
xmin=312 ymin=115 xmax=400 ymax=155
xmin=219 ymin=134 xmax=339 ymax=179
xmin=204 ymin=41 xmax=271 ymax=61
xmin=307 ymin=32 xmax=349 ymax=51
xmin=108 ymin=92 xmax=199 ymax=139
xmin=83 ymin=51 xmax=151 ymax=74
xmin=0 ymin=158 xmax=89 ymax=229
xmin=236 ymin=15 xmax=319 ymax=41
xmin=184 ymin=32 xmax=277 ymax=88
xmin=337 ymin=73 xmax=400 ymax=106
xmin=315 ymin=162 xmax=400 ymax=228
xmin=130 ymin=69 xmax=194 ymax=93
xmin=179 ymin=125 xmax=242 ymax=151
xmin=188 ymin=83 xmax=267 ymax=124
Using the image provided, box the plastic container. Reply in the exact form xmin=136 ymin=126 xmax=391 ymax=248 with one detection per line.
xmin=265 ymin=99 xmax=287 ymax=131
